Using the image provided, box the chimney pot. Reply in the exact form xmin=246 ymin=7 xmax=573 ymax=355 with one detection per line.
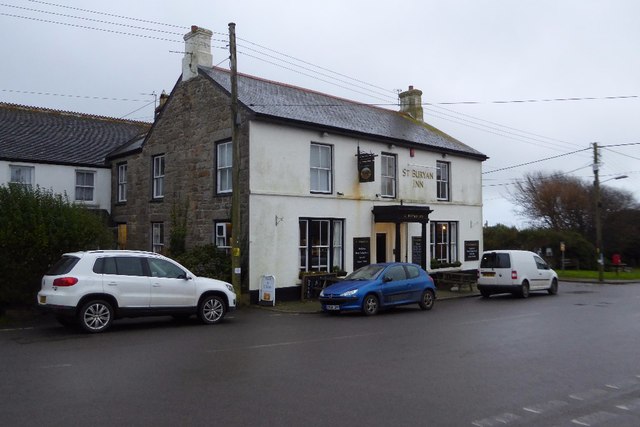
xmin=398 ymin=85 xmax=424 ymax=122
xmin=182 ymin=25 xmax=213 ymax=81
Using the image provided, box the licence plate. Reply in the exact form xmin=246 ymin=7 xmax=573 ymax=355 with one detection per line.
xmin=482 ymin=272 xmax=495 ymax=277
xmin=39 ymin=295 xmax=46 ymax=304
xmin=326 ymin=305 xmax=340 ymax=311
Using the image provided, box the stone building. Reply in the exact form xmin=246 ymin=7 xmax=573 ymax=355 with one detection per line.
xmin=108 ymin=26 xmax=487 ymax=302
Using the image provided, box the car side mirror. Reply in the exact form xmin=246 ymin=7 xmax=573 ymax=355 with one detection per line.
xmin=383 ymin=276 xmax=393 ymax=283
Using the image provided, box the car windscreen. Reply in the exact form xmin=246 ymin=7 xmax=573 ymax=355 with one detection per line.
xmin=480 ymin=253 xmax=511 ymax=269
xmin=46 ymin=255 xmax=80 ymax=275
xmin=345 ymin=264 xmax=385 ymax=280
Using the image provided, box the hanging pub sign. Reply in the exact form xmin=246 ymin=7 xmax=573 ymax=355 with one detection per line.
xmin=357 ymin=147 xmax=377 ymax=183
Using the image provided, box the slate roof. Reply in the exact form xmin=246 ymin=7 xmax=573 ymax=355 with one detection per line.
xmin=201 ymin=67 xmax=486 ymax=160
xmin=0 ymin=103 xmax=150 ymax=167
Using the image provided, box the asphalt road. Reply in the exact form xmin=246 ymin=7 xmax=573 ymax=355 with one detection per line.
xmin=2 ymin=281 xmax=640 ymax=426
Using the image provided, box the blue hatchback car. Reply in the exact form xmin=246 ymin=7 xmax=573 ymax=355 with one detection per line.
xmin=318 ymin=262 xmax=436 ymax=315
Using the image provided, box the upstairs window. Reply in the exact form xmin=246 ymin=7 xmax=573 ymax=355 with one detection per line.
xmin=75 ymin=170 xmax=95 ymax=202
xmin=217 ymin=141 xmax=232 ymax=194
xmin=9 ymin=165 xmax=34 ymax=187
xmin=310 ymin=143 xmax=332 ymax=193
xmin=381 ymin=154 xmax=396 ymax=198
xmin=117 ymin=163 xmax=127 ymax=202
xmin=152 ymin=155 xmax=165 ymax=199
xmin=436 ymin=161 xmax=450 ymax=201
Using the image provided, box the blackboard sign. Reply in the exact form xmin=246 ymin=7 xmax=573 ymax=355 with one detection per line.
xmin=353 ymin=237 xmax=370 ymax=270
xmin=411 ymin=237 xmax=423 ymax=265
xmin=464 ymin=240 xmax=480 ymax=261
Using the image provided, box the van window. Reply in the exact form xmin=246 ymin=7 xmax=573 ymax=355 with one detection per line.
xmin=480 ymin=253 xmax=511 ymax=269
xmin=534 ymin=255 xmax=549 ymax=270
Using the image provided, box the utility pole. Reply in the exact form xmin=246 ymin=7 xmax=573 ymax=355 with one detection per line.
xmin=593 ymin=142 xmax=603 ymax=283
xmin=229 ymin=22 xmax=242 ymax=299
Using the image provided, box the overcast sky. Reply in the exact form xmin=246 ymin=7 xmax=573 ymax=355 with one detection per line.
xmin=2 ymin=0 xmax=639 ymax=227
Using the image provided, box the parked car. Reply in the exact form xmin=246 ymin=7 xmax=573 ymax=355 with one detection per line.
xmin=476 ymin=250 xmax=558 ymax=298
xmin=38 ymin=250 xmax=236 ymax=333
xmin=318 ymin=262 xmax=436 ymax=315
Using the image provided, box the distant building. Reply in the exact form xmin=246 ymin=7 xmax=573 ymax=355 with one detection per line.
xmin=108 ymin=26 xmax=488 ymax=302
xmin=0 ymin=102 xmax=149 ymax=213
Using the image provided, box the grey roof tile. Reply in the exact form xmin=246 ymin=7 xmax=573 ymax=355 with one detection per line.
xmin=0 ymin=103 xmax=150 ymax=167
xmin=201 ymin=67 xmax=486 ymax=159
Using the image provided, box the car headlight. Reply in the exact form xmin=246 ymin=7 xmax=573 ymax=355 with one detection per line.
xmin=226 ymin=283 xmax=234 ymax=292
xmin=340 ymin=289 xmax=358 ymax=297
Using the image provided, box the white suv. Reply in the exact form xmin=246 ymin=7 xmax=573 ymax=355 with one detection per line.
xmin=38 ymin=250 xmax=236 ymax=333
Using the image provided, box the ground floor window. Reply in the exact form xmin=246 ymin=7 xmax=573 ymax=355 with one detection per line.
xmin=430 ymin=221 xmax=458 ymax=263
xmin=214 ymin=221 xmax=232 ymax=253
xmin=152 ymin=222 xmax=164 ymax=253
xmin=299 ymin=218 xmax=344 ymax=273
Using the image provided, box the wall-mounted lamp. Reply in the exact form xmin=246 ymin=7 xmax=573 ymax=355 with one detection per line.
xmin=337 ymin=192 xmax=344 ymax=196
xmin=388 ymin=144 xmax=395 ymax=150
xmin=441 ymin=152 xmax=447 ymax=158
xmin=321 ymin=131 xmax=329 ymax=138
xmin=275 ymin=215 xmax=284 ymax=226
xmin=375 ymin=194 xmax=381 ymax=198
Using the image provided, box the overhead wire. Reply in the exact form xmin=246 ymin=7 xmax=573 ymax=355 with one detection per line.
xmin=2 ymin=1 xmax=638 ymax=166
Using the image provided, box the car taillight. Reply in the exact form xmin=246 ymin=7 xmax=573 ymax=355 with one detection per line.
xmin=511 ymin=270 xmax=518 ymax=280
xmin=53 ymin=277 xmax=78 ymax=287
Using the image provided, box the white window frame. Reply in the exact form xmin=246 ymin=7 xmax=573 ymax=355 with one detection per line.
xmin=217 ymin=141 xmax=232 ymax=194
xmin=117 ymin=163 xmax=127 ymax=203
xmin=152 ymin=222 xmax=164 ymax=253
xmin=214 ymin=221 xmax=232 ymax=252
xmin=436 ymin=160 xmax=450 ymax=201
xmin=152 ymin=155 xmax=165 ymax=199
xmin=9 ymin=165 xmax=34 ymax=187
xmin=430 ymin=221 xmax=458 ymax=263
xmin=381 ymin=153 xmax=396 ymax=198
xmin=310 ymin=143 xmax=332 ymax=194
xmin=299 ymin=218 xmax=344 ymax=273
xmin=75 ymin=170 xmax=95 ymax=202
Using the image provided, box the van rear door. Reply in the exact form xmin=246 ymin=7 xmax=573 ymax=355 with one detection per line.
xmin=479 ymin=252 xmax=512 ymax=285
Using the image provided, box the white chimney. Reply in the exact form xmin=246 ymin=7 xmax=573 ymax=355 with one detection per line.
xmin=182 ymin=25 xmax=213 ymax=81
xmin=398 ymin=85 xmax=424 ymax=122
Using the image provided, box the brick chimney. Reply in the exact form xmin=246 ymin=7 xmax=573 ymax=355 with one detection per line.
xmin=182 ymin=25 xmax=213 ymax=81
xmin=398 ymin=85 xmax=424 ymax=122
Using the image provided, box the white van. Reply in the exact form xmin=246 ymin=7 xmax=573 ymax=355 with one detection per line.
xmin=476 ymin=250 xmax=558 ymax=298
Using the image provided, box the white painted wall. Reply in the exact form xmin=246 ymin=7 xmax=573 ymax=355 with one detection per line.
xmin=247 ymin=121 xmax=484 ymax=291
xmin=0 ymin=161 xmax=112 ymax=212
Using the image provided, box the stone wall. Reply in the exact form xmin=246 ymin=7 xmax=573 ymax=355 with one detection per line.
xmin=110 ymin=74 xmax=251 ymax=290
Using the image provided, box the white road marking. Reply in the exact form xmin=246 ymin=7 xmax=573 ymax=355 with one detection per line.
xmin=207 ymin=332 xmax=382 ymax=353
xmin=616 ymin=397 xmax=640 ymax=411
xmin=0 ymin=327 xmax=34 ymax=332
xmin=569 ymin=388 xmax=608 ymax=401
xmin=571 ymin=411 xmax=618 ymax=426
xmin=471 ymin=412 xmax=520 ymax=426
xmin=458 ymin=312 xmax=540 ymax=326
xmin=523 ymin=400 xmax=568 ymax=414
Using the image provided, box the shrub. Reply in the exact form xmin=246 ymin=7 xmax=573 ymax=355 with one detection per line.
xmin=0 ymin=184 xmax=113 ymax=308
xmin=174 ymin=244 xmax=231 ymax=283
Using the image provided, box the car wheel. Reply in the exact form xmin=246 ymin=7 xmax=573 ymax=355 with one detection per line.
xmin=362 ymin=294 xmax=379 ymax=316
xmin=520 ymin=281 xmax=530 ymax=298
xmin=548 ymin=278 xmax=558 ymax=295
xmin=419 ymin=289 xmax=435 ymax=310
xmin=198 ymin=295 xmax=226 ymax=324
xmin=78 ymin=300 xmax=113 ymax=333
xmin=480 ymin=289 xmax=491 ymax=298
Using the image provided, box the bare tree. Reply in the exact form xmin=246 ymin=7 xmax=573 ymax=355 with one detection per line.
xmin=509 ymin=171 xmax=637 ymax=235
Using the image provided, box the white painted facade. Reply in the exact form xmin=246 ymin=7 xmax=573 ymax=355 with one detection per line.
xmin=247 ymin=121 xmax=483 ymax=291
xmin=0 ymin=161 xmax=111 ymax=212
